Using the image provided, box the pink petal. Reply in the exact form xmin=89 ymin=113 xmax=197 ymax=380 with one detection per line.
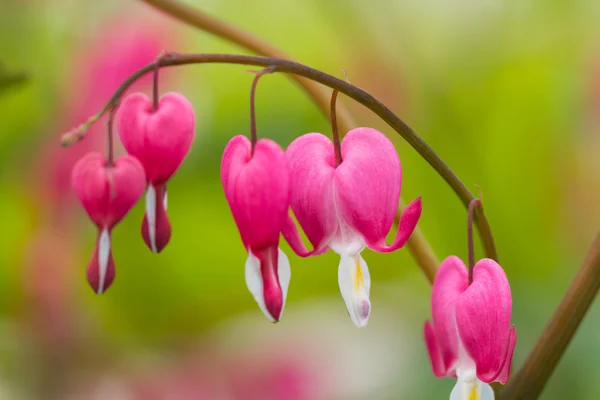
xmin=254 ymin=246 xmax=284 ymax=321
xmin=221 ymin=136 xmax=290 ymax=250
xmin=72 ymin=153 xmax=146 ymax=229
xmin=430 ymin=256 xmax=469 ymax=376
xmin=495 ymin=325 xmax=517 ymax=384
xmin=367 ymin=197 xmax=422 ymax=252
xmin=142 ymin=183 xmax=172 ymax=253
xmin=286 ymin=133 xmax=337 ymax=252
xmin=117 ymin=92 xmax=195 ymax=184
xmin=334 ymin=128 xmax=403 ymax=248
xmin=455 ymin=259 xmax=513 ymax=383
xmin=281 ymin=214 xmax=329 ymax=257
xmin=424 ymin=321 xmax=448 ymax=378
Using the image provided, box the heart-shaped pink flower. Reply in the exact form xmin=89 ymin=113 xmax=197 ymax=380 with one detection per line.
xmin=221 ymin=135 xmax=291 ymax=322
xmin=424 ymin=256 xmax=516 ymax=399
xmin=117 ymin=92 xmax=195 ymax=253
xmin=72 ymin=152 xmax=146 ymax=293
xmin=283 ymin=127 xmax=422 ymax=327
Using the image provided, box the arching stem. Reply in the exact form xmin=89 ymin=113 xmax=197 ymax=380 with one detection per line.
xmin=59 ymin=53 xmax=497 ymax=270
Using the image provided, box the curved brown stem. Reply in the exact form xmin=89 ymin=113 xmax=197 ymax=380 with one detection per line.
xmin=330 ymin=90 xmax=343 ymax=166
xmin=467 ymin=198 xmax=481 ymax=284
xmin=59 ymin=53 xmax=496 ymax=266
xmin=499 ymin=232 xmax=600 ymax=400
xmin=248 ymin=67 xmax=275 ymax=155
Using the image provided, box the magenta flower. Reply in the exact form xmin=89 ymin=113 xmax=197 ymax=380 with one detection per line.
xmin=424 ymin=256 xmax=517 ymax=399
xmin=221 ymin=136 xmax=291 ymax=322
xmin=283 ymin=127 xmax=422 ymax=327
xmin=72 ymin=153 xmax=146 ymax=293
xmin=117 ymin=92 xmax=196 ymax=253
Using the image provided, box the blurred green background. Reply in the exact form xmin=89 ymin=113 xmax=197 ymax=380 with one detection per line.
xmin=0 ymin=0 xmax=599 ymax=398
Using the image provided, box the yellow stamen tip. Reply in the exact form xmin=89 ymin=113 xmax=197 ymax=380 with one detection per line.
xmin=354 ymin=257 xmax=364 ymax=292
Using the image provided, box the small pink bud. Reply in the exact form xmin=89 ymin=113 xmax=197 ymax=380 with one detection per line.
xmin=72 ymin=152 xmax=146 ymax=293
xmin=116 ymin=92 xmax=195 ymax=253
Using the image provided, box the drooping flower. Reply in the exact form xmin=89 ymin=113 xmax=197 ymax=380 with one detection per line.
xmin=221 ymin=136 xmax=291 ymax=322
xmin=117 ymin=92 xmax=195 ymax=253
xmin=283 ymin=127 xmax=422 ymax=327
xmin=72 ymin=152 xmax=146 ymax=293
xmin=424 ymin=256 xmax=517 ymax=400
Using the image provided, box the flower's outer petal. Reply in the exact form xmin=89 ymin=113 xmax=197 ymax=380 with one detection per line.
xmin=87 ymin=228 xmax=115 ymax=294
xmin=72 ymin=152 xmax=108 ymax=226
xmin=286 ymin=133 xmax=337 ymax=251
xmin=495 ymin=325 xmax=517 ymax=384
xmin=367 ymin=197 xmax=422 ymax=252
xmin=142 ymin=183 xmax=171 ymax=253
xmin=221 ymin=136 xmax=290 ymax=250
xmin=456 ymin=259 xmax=513 ymax=383
xmin=72 ymin=153 xmax=146 ymax=228
xmin=338 ymin=253 xmax=371 ymax=328
xmin=281 ymin=214 xmax=329 ymax=257
xmin=245 ymin=245 xmax=291 ymax=322
xmin=108 ymin=155 xmax=147 ymax=225
xmin=431 ymin=256 xmax=469 ymax=376
xmin=335 ymin=127 xmax=401 ymax=246
xmin=117 ymin=92 xmax=196 ymax=183
xmin=424 ymin=321 xmax=447 ymax=378
xmin=115 ymin=93 xmax=149 ymax=166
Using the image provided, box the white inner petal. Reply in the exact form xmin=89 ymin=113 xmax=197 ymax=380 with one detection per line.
xmin=163 ymin=191 xmax=168 ymax=210
xmin=277 ymin=248 xmax=291 ymax=320
xmin=145 ymin=185 xmax=158 ymax=253
xmin=338 ymin=253 xmax=371 ymax=328
xmin=97 ymin=228 xmax=111 ymax=295
xmin=244 ymin=251 xmax=273 ymax=322
xmin=450 ymin=376 xmax=494 ymax=400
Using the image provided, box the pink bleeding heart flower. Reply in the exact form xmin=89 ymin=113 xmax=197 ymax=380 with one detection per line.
xmin=72 ymin=152 xmax=146 ymax=293
xmin=283 ymin=127 xmax=422 ymax=328
xmin=221 ymin=135 xmax=291 ymax=322
xmin=424 ymin=256 xmax=517 ymax=400
xmin=117 ymin=92 xmax=195 ymax=253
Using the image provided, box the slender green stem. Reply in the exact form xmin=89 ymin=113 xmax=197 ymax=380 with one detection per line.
xmin=467 ymin=198 xmax=481 ymax=284
xmin=106 ymin=105 xmax=118 ymax=166
xmin=330 ymin=90 xmax=343 ymax=166
xmin=499 ymin=232 xmax=600 ymax=400
xmin=60 ymin=53 xmax=497 ymax=263
xmin=248 ymin=67 xmax=275 ymax=156
xmin=152 ymin=57 xmax=160 ymax=111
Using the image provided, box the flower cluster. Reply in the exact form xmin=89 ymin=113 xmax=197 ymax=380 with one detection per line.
xmin=221 ymin=128 xmax=423 ymax=327
xmin=71 ymin=91 xmax=195 ymax=294
xmin=68 ymin=66 xmax=517 ymax=396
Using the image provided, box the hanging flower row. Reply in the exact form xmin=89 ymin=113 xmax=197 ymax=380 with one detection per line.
xmin=66 ymin=59 xmax=516 ymax=399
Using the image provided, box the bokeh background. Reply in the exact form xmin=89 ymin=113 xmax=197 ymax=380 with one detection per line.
xmin=0 ymin=0 xmax=599 ymax=398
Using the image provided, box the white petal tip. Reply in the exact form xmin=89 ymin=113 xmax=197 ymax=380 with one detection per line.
xmin=338 ymin=254 xmax=372 ymax=328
